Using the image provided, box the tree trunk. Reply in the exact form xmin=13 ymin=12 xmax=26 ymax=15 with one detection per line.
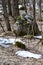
xmin=2 ymin=0 xmax=11 ymax=31
xmin=39 ymin=0 xmax=42 ymax=21
xmin=33 ymin=0 xmax=36 ymax=23
xmin=11 ymin=0 xmax=19 ymax=20
xmin=24 ymin=0 xmax=27 ymax=13
xmin=32 ymin=0 xmax=40 ymax=35
xmin=7 ymin=0 xmax=12 ymax=16
xmin=33 ymin=0 xmax=36 ymax=35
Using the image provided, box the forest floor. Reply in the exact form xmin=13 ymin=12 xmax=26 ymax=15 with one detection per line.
xmin=0 ymin=12 xmax=43 ymax=65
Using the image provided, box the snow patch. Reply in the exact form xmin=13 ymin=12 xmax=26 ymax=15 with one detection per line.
xmin=16 ymin=50 xmax=42 ymax=59
xmin=0 ymin=10 xmax=2 ymax=13
xmin=34 ymin=36 xmax=42 ymax=39
xmin=35 ymin=3 xmax=39 ymax=10
xmin=18 ymin=5 xmax=22 ymax=9
xmin=0 ymin=37 xmax=24 ymax=47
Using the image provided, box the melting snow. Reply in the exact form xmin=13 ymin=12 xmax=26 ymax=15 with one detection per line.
xmin=35 ymin=3 xmax=39 ymax=10
xmin=34 ymin=36 xmax=42 ymax=39
xmin=0 ymin=10 xmax=2 ymax=13
xmin=0 ymin=37 xmax=24 ymax=47
xmin=18 ymin=5 xmax=22 ymax=8
xmin=16 ymin=50 xmax=42 ymax=59
xmin=0 ymin=35 xmax=42 ymax=48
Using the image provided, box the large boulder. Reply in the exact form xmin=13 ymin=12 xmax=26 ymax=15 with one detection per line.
xmin=14 ymin=17 xmax=28 ymax=36
xmin=14 ymin=15 xmax=40 ymax=36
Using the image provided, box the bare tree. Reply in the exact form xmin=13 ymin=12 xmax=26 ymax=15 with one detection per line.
xmin=33 ymin=0 xmax=36 ymax=23
xmin=2 ymin=0 xmax=11 ymax=31
xmin=11 ymin=0 xmax=19 ymax=21
xmin=24 ymin=0 xmax=27 ymax=13
xmin=7 ymin=0 xmax=12 ymax=16
xmin=39 ymin=0 xmax=42 ymax=21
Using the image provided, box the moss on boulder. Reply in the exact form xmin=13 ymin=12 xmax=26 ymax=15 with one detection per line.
xmin=15 ymin=41 xmax=26 ymax=49
xmin=14 ymin=14 xmax=40 ymax=36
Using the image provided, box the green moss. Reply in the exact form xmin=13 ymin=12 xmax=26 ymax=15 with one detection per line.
xmin=15 ymin=41 xmax=26 ymax=49
xmin=16 ymin=15 xmax=25 ymax=20
xmin=17 ymin=16 xmax=21 ymax=20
